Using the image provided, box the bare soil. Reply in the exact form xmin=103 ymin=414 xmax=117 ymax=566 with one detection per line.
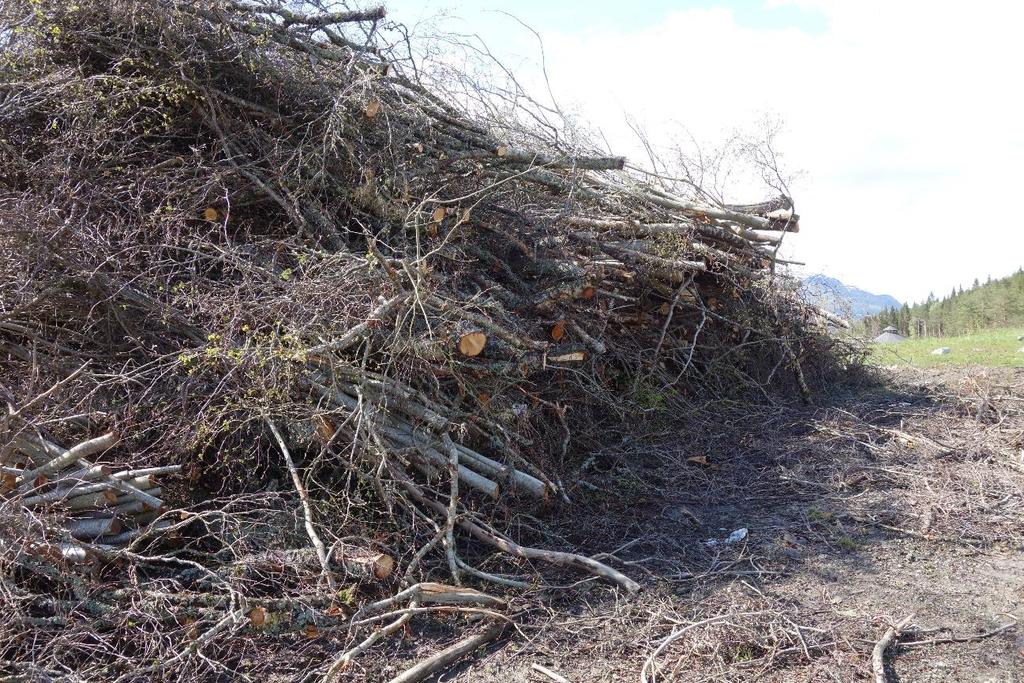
xmin=359 ymin=367 xmax=1024 ymax=682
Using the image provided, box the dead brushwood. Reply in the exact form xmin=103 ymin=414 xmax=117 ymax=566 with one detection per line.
xmin=0 ymin=0 xmax=857 ymax=679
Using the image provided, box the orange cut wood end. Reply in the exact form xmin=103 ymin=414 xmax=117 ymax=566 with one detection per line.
xmin=457 ymin=331 xmax=487 ymax=357
xmin=315 ymin=416 xmax=336 ymax=444
xmin=249 ymin=606 xmax=268 ymax=626
xmin=373 ymin=554 xmax=395 ymax=580
xmin=364 ymin=99 xmax=382 ymax=119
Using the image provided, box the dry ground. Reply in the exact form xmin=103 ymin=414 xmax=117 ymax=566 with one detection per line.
xmin=358 ymin=367 xmax=1024 ymax=682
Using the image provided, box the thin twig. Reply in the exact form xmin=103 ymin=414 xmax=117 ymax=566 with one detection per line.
xmin=266 ymin=418 xmax=336 ymax=592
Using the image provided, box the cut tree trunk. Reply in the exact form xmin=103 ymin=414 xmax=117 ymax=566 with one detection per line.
xmin=16 ymin=432 xmax=119 ymax=489
xmin=335 ymin=546 xmax=395 ymax=580
xmin=64 ymin=490 xmax=119 ymax=511
xmin=237 ymin=546 xmax=395 ymax=581
xmin=68 ymin=516 xmax=121 ymax=540
xmin=456 ymin=321 xmax=487 ymax=357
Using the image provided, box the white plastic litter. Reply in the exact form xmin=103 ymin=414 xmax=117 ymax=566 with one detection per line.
xmin=705 ymin=527 xmax=748 ymax=547
xmin=725 ymin=527 xmax=748 ymax=544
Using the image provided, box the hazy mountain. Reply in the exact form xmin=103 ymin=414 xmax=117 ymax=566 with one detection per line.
xmin=801 ymin=274 xmax=901 ymax=319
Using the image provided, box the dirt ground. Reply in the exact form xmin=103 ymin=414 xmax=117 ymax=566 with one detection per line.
xmin=361 ymin=366 xmax=1024 ymax=682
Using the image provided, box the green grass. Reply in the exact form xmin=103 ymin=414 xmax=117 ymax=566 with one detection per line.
xmin=869 ymin=328 xmax=1024 ymax=368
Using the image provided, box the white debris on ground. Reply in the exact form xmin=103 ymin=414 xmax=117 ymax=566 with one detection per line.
xmin=931 ymin=347 xmax=952 ymax=355
xmin=705 ymin=528 xmax=749 ymax=547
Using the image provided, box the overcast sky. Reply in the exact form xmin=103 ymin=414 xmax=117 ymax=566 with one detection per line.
xmin=383 ymin=0 xmax=1024 ymax=304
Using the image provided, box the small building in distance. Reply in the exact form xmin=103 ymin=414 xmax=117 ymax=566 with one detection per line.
xmin=873 ymin=326 xmax=907 ymax=343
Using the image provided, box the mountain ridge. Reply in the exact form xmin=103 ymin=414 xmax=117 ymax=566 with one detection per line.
xmin=801 ymin=274 xmax=901 ymax=319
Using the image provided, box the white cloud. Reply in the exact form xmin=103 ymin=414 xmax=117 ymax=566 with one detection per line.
xmin=386 ymin=1 xmax=1024 ymax=303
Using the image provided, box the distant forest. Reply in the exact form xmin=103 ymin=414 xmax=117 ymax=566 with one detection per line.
xmin=862 ymin=269 xmax=1024 ymax=337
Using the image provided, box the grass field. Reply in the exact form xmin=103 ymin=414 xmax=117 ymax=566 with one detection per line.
xmin=870 ymin=327 xmax=1024 ymax=367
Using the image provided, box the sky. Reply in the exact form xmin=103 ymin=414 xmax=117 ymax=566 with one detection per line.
xmin=381 ymin=0 xmax=1024 ymax=304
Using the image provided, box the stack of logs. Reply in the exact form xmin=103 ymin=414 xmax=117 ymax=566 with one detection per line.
xmin=0 ymin=0 xmax=843 ymax=588
xmin=0 ymin=0 xmax=846 ymax=590
xmin=2 ymin=432 xmax=178 ymax=561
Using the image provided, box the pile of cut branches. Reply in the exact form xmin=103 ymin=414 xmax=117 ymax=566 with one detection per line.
xmin=0 ymin=1 xmax=853 ymax=679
